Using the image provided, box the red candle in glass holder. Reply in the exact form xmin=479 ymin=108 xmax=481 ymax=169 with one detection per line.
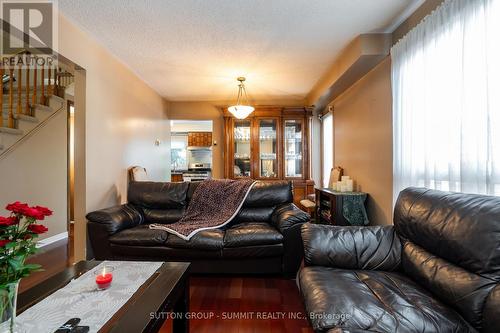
xmin=94 ymin=266 xmax=114 ymax=290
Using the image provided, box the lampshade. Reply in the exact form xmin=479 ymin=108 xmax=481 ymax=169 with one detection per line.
xmin=228 ymin=77 xmax=254 ymax=119
xmin=227 ymin=105 xmax=255 ymax=119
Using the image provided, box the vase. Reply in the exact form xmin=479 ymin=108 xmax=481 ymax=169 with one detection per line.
xmin=0 ymin=281 xmax=19 ymax=333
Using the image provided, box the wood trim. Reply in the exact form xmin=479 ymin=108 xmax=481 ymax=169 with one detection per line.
xmin=40 ymin=66 xmax=46 ymax=105
xmin=17 ymin=67 xmax=22 ymax=116
xmin=32 ymin=63 xmax=37 ymax=106
xmin=25 ymin=62 xmax=30 ymax=115
xmin=8 ymin=68 xmax=14 ymax=128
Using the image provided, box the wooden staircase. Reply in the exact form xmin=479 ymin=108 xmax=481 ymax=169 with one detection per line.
xmin=0 ymin=53 xmax=73 ymax=157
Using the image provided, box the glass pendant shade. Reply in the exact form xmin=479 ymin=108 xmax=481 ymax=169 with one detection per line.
xmin=227 ymin=105 xmax=255 ymax=119
xmin=228 ymin=77 xmax=254 ymax=119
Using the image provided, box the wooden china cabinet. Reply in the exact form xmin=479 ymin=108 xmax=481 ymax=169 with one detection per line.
xmin=223 ymin=106 xmax=315 ymax=206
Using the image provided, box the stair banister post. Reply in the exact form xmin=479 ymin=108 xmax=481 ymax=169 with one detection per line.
xmin=43 ymin=64 xmax=52 ymax=104
xmin=25 ymin=53 xmax=30 ymax=116
xmin=17 ymin=65 xmax=22 ymax=116
xmin=32 ymin=58 xmax=37 ymax=107
xmin=40 ymin=63 xmax=46 ymax=105
xmin=8 ymin=66 xmax=14 ymax=128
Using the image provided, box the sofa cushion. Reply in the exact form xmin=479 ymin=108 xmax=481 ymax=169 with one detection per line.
xmin=242 ymin=181 xmax=292 ymax=208
xmin=222 ymin=244 xmax=283 ymax=258
xmin=109 ymin=225 xmax=168 ymax=246
xmin=233 ymin=207 xmax=275 ymax=224
xmin=297 ymin=266 xmax=475 ymax=333
xmin=141 ymin=208 xmax=184 ymax=225
xmin=224 ymin=222 xmax=283 ymax=247
xmin=128 ymin=181 xmax=189 ymax=209
xmin=166 ymin=229 xmax=224 ymax=250
xmin=110 ymin=245 xmax=221 ymax=259
xmin=401 ymin=241 xmax=496 ymax=328
xmin=394 ymin=187 xmax=500 ymax=278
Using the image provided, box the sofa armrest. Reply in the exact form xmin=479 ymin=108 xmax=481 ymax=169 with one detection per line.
xmin=86 ymin=204 xmax=143 ymax=235
xmin=271 ymin=203 xmax=310 ymax=233
xmin=301 ymin=223 xmax=401 ymax=271
xmin=271 ymin=203 xmax=310 ymax=276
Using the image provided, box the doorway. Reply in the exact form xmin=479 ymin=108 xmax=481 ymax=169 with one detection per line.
xmin=170 ymin=120 xmax=213 ymax=182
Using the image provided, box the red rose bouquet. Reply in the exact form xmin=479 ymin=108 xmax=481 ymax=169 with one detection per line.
xmin=0 ymin=202 xmax=51 ymax=331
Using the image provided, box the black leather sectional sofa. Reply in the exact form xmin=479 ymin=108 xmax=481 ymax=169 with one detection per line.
xmin=86 ymin=180 xmax=310 ymax=275
xmin=298 ymin=187 xmax=500 ymax=333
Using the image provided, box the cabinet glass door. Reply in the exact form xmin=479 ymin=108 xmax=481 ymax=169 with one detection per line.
xmin=233 ymin=120 xmax=252 ymax=177
xmin=284 ymin=119 xmax=303 ymax=178
xmin=258 ymin=119 xmax=278 ymax=178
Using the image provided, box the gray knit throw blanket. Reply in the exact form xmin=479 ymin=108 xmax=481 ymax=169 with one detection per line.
xmin=149 ymin=179 xmax=256 ymax=240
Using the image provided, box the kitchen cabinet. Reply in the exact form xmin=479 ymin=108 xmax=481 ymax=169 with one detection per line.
xmin=188 ymin=132 xmax=212 ymax=147
xmin=223 ymin=106 xmax=314 ymax=206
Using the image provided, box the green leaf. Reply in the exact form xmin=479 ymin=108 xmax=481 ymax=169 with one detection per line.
xmin=23 ymin=263 xmax=41 ymax=271
xmin=7 ymin=259 xmax=22 ymax=273
xmin=5 ymin=242 xmax=17 ymax=250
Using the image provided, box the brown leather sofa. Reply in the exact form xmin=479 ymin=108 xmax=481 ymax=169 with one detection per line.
xmin=86 ymin=180 xmax=310 ymax=276
xmin=298 ymin=187 xmax=500 ymax=333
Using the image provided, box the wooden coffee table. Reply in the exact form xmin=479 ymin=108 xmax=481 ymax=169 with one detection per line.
xmin=17 ymin=261 xmax=190 ymax=333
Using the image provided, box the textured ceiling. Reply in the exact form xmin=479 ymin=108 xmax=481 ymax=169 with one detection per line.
xmin=59 ymin=0 xmax=422 ymax=102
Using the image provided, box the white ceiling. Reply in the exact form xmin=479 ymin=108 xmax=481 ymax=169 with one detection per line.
xmin=59 ymin=0 xmax=423 ymax=102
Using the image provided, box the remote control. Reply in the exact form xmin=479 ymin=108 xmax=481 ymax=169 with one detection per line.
xmin=54 ymin=318 xmax=81 ymax=333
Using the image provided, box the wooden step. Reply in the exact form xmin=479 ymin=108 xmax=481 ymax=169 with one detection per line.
xmin=0 ymin=127 xmax=23 ymax=135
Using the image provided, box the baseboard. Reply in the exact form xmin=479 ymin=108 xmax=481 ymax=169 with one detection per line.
xmin=36 ymin=231 xmax=68 ymax=248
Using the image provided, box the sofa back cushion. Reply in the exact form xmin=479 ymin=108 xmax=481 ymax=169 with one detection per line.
xmin=234 ymin=181 xmax=292 ymax=223
xmin=394 ymin=187 xmax=500 ymax=329
xmin=128 ymin=181 xmax=189 ymax=224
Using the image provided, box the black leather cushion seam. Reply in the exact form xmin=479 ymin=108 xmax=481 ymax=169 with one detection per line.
xmin=354 ymin=271 xmax=399 ymax=330
xmin=375 ymin=234 xmax=401 ymax=271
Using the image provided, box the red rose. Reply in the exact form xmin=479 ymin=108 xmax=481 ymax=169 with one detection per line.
xmin=0 ymin=216 xmax=18 ymax=226
xmin=22 ymin=207 xmax=45 ymax=220
xmin=27 ymin=224 xmax=48 ymax=234
xmin=5 ymin=201 xmax=29 ymax=214
xmin=0 ymin=239 xmax=11 ymax=247
xmin=33 ymin=206 xmax=53 ymax=217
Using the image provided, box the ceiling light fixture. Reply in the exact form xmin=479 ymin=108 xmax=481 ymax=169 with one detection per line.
xmin=228 ymin=77 xmax=254 ymax=119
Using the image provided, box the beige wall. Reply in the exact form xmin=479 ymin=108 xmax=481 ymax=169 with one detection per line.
xmin=58 ymin=15 xmax=171 ymax=211
xmin=58 ymin=15 xmax=170 ymax=259
xmin=331 ymin=58 xmax=393 ymax=225
xmin=167 ymin=102 xmax=224 ymax=179
xmin=0 ymin=110 xmax=68 ymax=239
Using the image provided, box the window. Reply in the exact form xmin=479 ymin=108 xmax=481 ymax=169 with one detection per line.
xmin=321 ymin=112 xmax=333 ymax=188
xmin=171 ymin=134 xmax=188 ymax=171
xmin=392 ymin=0 xmax=500 ymax=201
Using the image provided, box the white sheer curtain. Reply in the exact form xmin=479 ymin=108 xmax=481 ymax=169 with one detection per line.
xmin=392 ymin=0 xmax=500 ymax=203
xmin=322 ymin=112 xmax=333 ymax=188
